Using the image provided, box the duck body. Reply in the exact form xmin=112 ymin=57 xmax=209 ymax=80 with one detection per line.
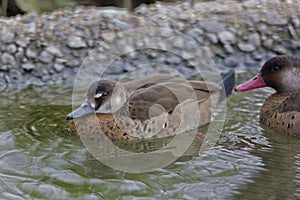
xmin=235 ymin=55 xmax=300 ymax=137
xmin=67 ymin=72 xmax=235 ymax=141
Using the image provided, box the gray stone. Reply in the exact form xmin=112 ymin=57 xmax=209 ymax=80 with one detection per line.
xmin=248 ymin=32 xmax=261 ymax=47
xmin=257 ymin=24 xmax=269 ymax=35
xmin=39 ymin=51 xmax=54 ymax=64
xmin=26 ymin=49 xmax=38 ymax=59
xmin=173 ymin=38 xmax=185 ymax=48
xmin=66 ymin=59 xmax=81 ymax=68
xmin=264 ymin=12 xmax=288 ymax=26
xmin=1 ymin=53 xmax=16 ymax=67
xmin=106 ymin=60 xmax=123 ymax=74
xmin=101 ymin=31 xmax=116 ymax=43
xmin=6 ymin=44 xmax=17 ymax=54
xmin=224 ymin=56 xmax=239 ymax=68
xmin=273 ymin=45 xmax=288 ymax=54
xmin=0 ymin=28 xmax=15 ymax=43
xmin=186 ymin=28 xmax=204 ymax=44
xmin=218 ymin=31 xmax=236 ymax=44
xmin=45 ymin=46 xmax=63 ymax=57
xmin=262 ymin=39 xmax=273 ymax=49
xmin=24 ymin=22 xmax=37 ymax=34
xmin=16 ymin=37 xmax=31 ymax=47
xmin=166 ymin=55 xmax=181 ymax=65
xmin=291 ymin=17 xmax=300 ymax=28
xmin=224 ymin=44 xmax=235 ymax=54
xmin=252 ymin=51 xmax=265 ymax=61
xmin=238 ymin=43 xmax=256 ymax=52
xmin=67 ymin=36 xmax=87 ymax=49
xmin=206 ymin=33 xmax=218 ymax=44
xmin=199 ymin=21 xmax=225 ymax=33
xmin=53 ymin=63 xmax=64 ymax=73
xmin=22 ymin=63 xmax=35 ymax=72
xmin=0 ymin=65 xmax=9 ymax=71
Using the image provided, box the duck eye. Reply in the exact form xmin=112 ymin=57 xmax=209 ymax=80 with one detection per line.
xmin=270 ymin=65 xmax=280 ymax=72
xmin=94 ymin=92 xmax=108 ymax=99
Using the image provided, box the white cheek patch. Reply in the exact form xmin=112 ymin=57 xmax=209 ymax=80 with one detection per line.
xmin=94 ymin=93 xmax=103 ymax=99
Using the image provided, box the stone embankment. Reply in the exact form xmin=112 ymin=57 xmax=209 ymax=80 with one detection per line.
xmin=0 ymin=0 xmax=299 ymax=90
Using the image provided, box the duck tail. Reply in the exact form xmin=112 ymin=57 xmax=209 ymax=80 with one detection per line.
xmin=218 ymin=69 xmax=235 ymax=102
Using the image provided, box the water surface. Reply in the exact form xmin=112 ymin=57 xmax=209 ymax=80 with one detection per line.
xmin=0 ymin=73 xmax=299 ymax=199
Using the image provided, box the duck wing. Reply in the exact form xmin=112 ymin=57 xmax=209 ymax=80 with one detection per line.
xmin=278 ymin=91 xmax=300 ymax=113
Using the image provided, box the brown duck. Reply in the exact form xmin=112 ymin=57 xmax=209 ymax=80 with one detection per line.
xmin=67 ymin=71 xmax=235 ymax=141
xmin=235 ymin=55 xmax=300 ymax=136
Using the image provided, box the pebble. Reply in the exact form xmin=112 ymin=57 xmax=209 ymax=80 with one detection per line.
xmin=0 ymin=28 xmax=15 ymax=43
xmin=237 ymin=43 xmax=256 ymax=52
xmin=53 ymin=63 xmax=64 ymax=73
xmin=39 ymin=51 xmax=54 ymax=64
xmin=22 ymin=63 xmax=35 ymax=72
xmin=67 ymin=36 xmax=87 ymax=49
xmin=6 ymin=44 xmax=17 ymax=54
xmin=218 ymin=31 xmax=236 ymax=44
xmin=1 ymin=53 xmax=16 ymax=67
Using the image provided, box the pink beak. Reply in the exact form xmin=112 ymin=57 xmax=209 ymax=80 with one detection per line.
xmin=235 ymin=74 xmax=267 ymax=92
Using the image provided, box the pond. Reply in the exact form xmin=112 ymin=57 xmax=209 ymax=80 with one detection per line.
xmin=0 ymin=72 xmax=299 ymax=199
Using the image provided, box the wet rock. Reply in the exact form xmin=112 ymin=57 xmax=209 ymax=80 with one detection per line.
xmin=39 ymin=51 xmax=54 ymax=64
xmin=248 ymin=32 xmax=261 ymax=47
xmin=265 ymin=12 xmax=288 ymax=26
xmin=199 ymin=21 xmax=225 ymax=33
xmin=185 ymin=28 xmax=204 ymax=44
xmin=16 ymin=37 xmax=31 ymax=47
xmin=65 ymin=59 xmax=81 ymax=68
xmin=238 ymin=43 xmax=256 ymax=52
xmin=0 ymin=28 xmax=15 ymax=43
xmin=26 ymin=49 xmax=38 ymax=59
xmin=53 ymin=63 xmax=64 ymax=73
xmin=45 ymin=46 xmax=63 ymax=57
xmin=218 ymin=31 xmax=236 ymax=44
xmin=224 ymin=55 xmax=239 ymax=68
xmin=291 ymin=17 xmax=300 ymax=28
xmin=206 ymin=33 xmax=218 ymax=44
xmin=1 ymin=53 xmax=16 ymax=67
xmin=223 ymin=44 xmax=235 ymax=54
xmin=67 ymin=36 xmax=87 ymax=49
xmin=6 ymin=44 xmax=17 ymax=54
xmin=273 ymin=45 xmax=288 ymax=54
xmin=262 ymin=39 xmax=273 ymax=49
xmin=22 ymin=63 xmax=35 ymax=72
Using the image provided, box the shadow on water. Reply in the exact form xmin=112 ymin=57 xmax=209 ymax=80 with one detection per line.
xmin=0 ymin=73 xmax=300 ymax=199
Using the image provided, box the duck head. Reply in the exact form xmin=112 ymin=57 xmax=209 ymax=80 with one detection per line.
xmin=235 ymin=55 xmax=300 ymax=94
xmin=66 ymin=79 xmax=128 ymax=120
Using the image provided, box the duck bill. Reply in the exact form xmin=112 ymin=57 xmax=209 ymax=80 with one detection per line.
xmin=235 ymin=73 xmax=266 ymax=92
xmin=66 ymin=100 xmax=95 ymax=120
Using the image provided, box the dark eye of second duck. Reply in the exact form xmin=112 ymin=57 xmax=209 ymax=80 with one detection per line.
xmin=270 ymin=65 xmax=281 ymax=72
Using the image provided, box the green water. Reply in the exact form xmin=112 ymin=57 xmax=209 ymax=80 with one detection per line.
xmin=0 ymin=73 xmax=300 ymax=199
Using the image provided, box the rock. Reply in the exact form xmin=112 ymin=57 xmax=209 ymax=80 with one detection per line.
xmin=199 ymin=21 xmax=225 ymax=33
xmin=22 ymin=63 xmax=35 ymax=72
xmin=223 ymin=44 xmax=235 ymax=54
xmin=224 ymin=56 xmax=239 ymax=68
xmin=45 ymin=46 xmax=63 ymax=57
xmin=66 ymin=59 xmax=81 ymax=68
xmin=26 ymin=49 xmax=38 ymax=59
xmin=237 ymin=43 xmax=256 ymax=52
xmin=273 ymin=45 xmax=288 ymax=54
xmin=67 ymin=36 xmax=87 ymax=49
xmin=262 ymin=39 xmax=273 ymax=49
xmin=0 ymin=28 xmax=15 ymax=43
xmin=248 ymin=32 xmax=261 ymax=47
xmin=6 ymin=44 xmax=17 ymax=54
xmin=1 ymin=53 xmax=16 ymax=67
xmin=16 ymin=37 xmax=31 ymax=47
xmin=206 ymin=33 xmax=218 ymax=44
xmin=39 ymin=51 xmax=54 ymax=64
xmin=264 ymin=12 xmax=288 ymax=26
xmin=166 ymin=55 xmax=182 ymax=65
xmin=185 ymin=28 xmax=204 ymax=44
xmin=291 ymin=17 xmax=300 ymax=28
xmin=218 ymin=31 xmax=236 ymax=44
xmin=53 ymin=63 xmax=64 ymax=73
xmin=106 ymin=60 xmax=123 ymax=74
xmin=101 ymin=31 xmax=116 ymax=43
